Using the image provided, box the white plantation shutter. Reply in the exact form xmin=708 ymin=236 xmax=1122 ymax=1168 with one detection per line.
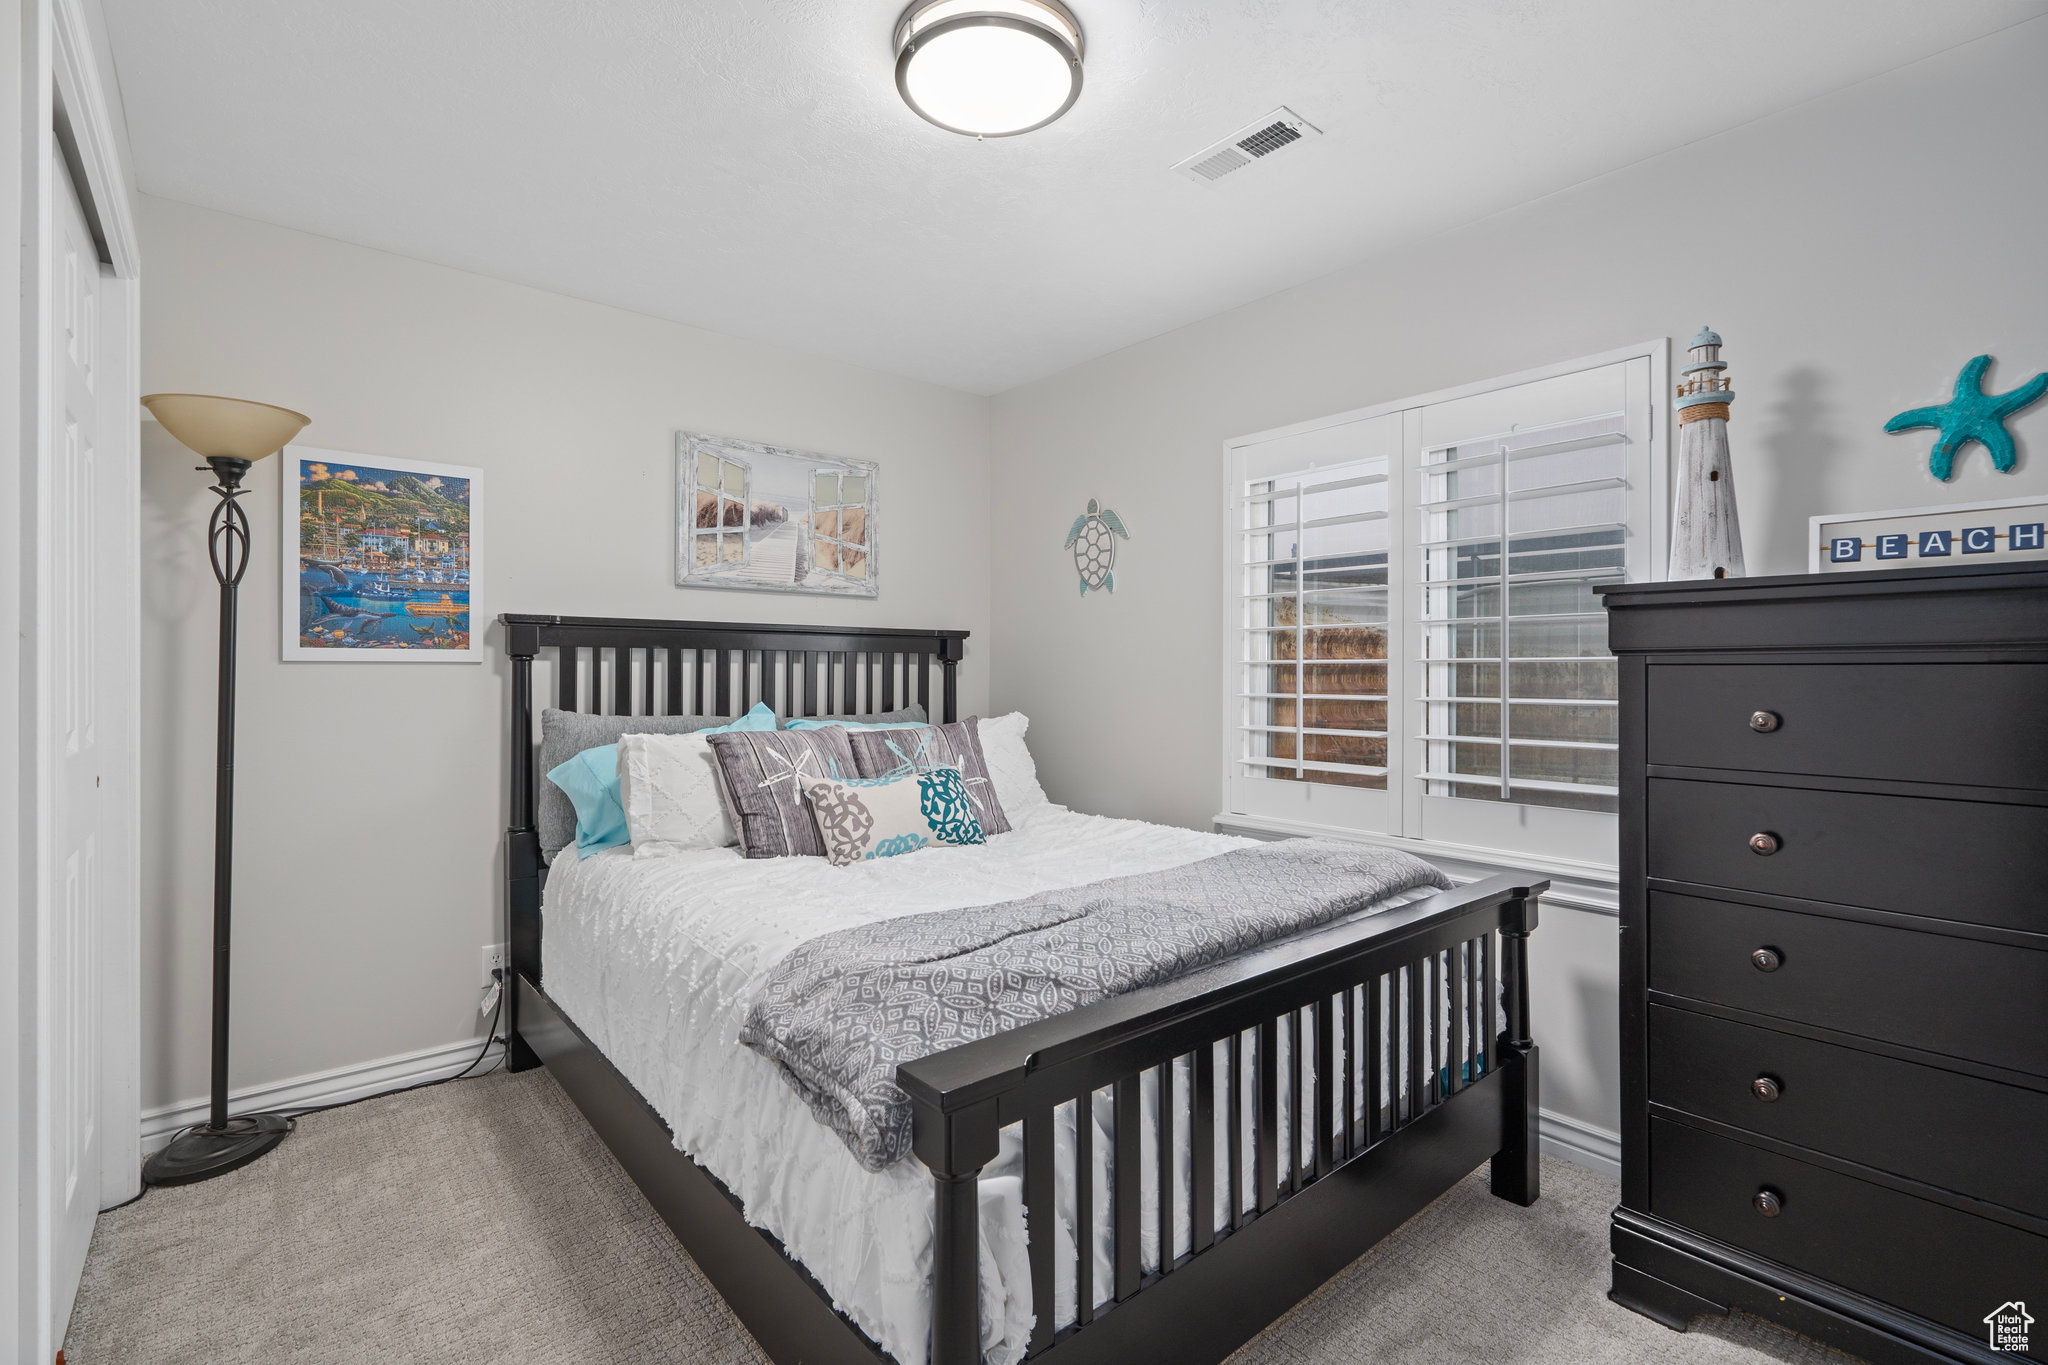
xmin=1415 ymin=412 xmax=1625 ymax=811
xmin=1238 ymin=459 xmax=1392 ymax=786
xmin=1223 ymin=350 xmax=1657 ymax=866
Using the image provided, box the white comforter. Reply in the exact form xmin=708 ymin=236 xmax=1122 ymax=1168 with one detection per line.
xmin=542 ymin=805 xmax=1438 ymax=1365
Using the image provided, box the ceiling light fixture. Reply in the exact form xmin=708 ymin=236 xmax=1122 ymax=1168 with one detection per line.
xmin=893 ymin=0 xmax=1083 ymax=138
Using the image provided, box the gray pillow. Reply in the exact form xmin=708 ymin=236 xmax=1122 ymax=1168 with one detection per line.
xmin=537 ymin=708 xmax=731 ymax=859
xmin=848 ymin=717 xmax=1011 ymax=836
xmin=705 ymin=728 xmax=861 ymax=859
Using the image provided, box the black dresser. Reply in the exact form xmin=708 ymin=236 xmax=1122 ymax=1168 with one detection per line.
xmin=1598 ymin=562 xmax=2048 ymax=1365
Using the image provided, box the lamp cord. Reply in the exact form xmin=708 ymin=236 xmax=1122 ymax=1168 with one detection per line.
xmin=108 ymin=972 xmax=511 ymax=1213
xmin=285 ymin=970 xmax=508 ymax=1120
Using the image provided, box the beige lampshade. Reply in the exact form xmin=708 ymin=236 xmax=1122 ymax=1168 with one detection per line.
xmin=142 ymin=393 xmax=310 ymax=460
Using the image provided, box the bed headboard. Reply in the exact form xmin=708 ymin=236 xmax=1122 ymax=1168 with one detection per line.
xmin=502 ymin=613 xmax=969 ymax=993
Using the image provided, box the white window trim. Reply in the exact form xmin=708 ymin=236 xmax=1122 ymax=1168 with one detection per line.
xmin=1215 ymin=340 xmax=1670 ymax=880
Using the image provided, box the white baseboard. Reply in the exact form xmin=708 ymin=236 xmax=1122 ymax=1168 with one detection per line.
xmin=141 ymin=1041 xmax=1618 ymax=1188
xmin=140 ymin=1035 xmax=502 ymax=1156
xmin=1540 ymin=1108 xmax=1621 ymax=1180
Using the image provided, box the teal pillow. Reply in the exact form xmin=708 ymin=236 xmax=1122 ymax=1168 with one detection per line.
xmin=720 ymin=702 xmax=781 ymax=734
xmin=548 ymin=703 xmax=777 ymax=858
xmin=547 ymin=744 xmax=630 ymax=859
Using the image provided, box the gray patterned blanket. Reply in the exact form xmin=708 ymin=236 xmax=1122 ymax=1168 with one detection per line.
xmin=739 ymin=840 xmax=1452 ymax=1171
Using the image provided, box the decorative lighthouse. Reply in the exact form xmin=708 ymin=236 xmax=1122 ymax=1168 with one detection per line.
xmin=1669 ymin=326 xmax=1745 ymax=580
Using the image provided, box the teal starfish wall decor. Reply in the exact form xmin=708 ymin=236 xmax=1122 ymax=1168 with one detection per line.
xmin=1884 ymin=354 xmax=2047 ymax=480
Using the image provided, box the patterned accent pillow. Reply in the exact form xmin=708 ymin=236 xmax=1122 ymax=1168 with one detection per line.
xmin=775 ymin=704 xmax=926 ymax=729
xmin=848 ymin=718 xmax=1012 ymax=836
xmin=705 ymin=728 xmax=861 ymax=858
xmin=800 ymin=767 xmax=984 ymax=866
xmin=783 ymin=718 xmax=928 ymax=733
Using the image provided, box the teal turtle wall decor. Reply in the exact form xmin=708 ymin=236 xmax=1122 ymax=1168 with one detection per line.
xmin=1884 ymin=355 xmax=2047 ymax=480
xmin=1065 ymin=498 xmax=1129 ymax=594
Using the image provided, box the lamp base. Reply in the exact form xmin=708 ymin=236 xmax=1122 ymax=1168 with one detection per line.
xmin=142 ymin=1113 xmax=291 ymax=1186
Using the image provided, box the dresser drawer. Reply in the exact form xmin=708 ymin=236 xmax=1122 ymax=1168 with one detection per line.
xmin=1647 ymin=892 xmax=2048 ymax=1078
xmin=1648 ymin=663 xmax=2048 ymax=789
xmin=1650 ymin=1118 xmax=2048 ymax=1356
xmin=1647 ymin=776 xmax=2048 ymax=934
xmin=1650 ymin=1004 xmax=2048 ymax=1216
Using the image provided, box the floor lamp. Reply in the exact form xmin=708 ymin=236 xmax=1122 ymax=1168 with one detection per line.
xmin=141 ymin=393 xmax=311 ymax=1187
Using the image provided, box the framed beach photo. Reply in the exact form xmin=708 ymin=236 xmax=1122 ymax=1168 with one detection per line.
xmin=675 ymin=432 xmax=879 ymax=598
xmin=282 ymin=446 xmax=483 ymax=662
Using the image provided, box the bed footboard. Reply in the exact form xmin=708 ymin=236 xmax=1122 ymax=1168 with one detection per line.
xmin=900 ymin=874 xmax=1544 ymax=1365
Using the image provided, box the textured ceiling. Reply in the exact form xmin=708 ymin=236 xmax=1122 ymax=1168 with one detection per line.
xmin=102 ymin=1 xmax=2045 ymax=394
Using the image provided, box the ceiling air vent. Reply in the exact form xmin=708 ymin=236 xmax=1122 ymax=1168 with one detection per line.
xmin=1174 ymin=107 xmax=1322 ymax=184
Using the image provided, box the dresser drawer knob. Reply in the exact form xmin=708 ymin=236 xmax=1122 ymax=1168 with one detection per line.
xmin=1751 ymin=947 xmax=1783 ymax=973
xmin=1749 ymin=710 xmax=1781 ymax=733
xmin=1753 ymin=1188 xmax=1784 ymax=1218
xmin=1752 ymin=1074 xmax=1782 ymax=1102
xmin=1749 ymin=831 xmax=1780 ymax=855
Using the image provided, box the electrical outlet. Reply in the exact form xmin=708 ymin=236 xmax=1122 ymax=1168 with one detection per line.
xmin=482 ymin=942 xmax=507 ymax=988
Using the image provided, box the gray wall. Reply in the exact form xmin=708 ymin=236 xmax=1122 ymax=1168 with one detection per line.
xmin=140 ymin=196 xmax=993 ymax=1112
xmin=987 ymin=24 xmax=2048 ymax=1137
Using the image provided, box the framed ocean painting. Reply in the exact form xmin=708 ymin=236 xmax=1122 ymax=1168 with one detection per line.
xmin=281 ymin=446 xmax=483 ymax=662
xmin=675 ymin=432 xmax=879 ymax=598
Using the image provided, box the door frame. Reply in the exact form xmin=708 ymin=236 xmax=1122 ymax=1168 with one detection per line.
xmin=9 ymin=0 xmax=140 ymax=1358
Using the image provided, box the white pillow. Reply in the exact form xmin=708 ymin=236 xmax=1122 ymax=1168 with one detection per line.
xmin=977 ymin=712 xmax=1049 ymax=814
xmin=617 ymin=731 xmax=736 ymax=856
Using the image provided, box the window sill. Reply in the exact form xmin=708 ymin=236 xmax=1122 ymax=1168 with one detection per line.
xmin=1211 ymin=811 xmax=1619 ymax=916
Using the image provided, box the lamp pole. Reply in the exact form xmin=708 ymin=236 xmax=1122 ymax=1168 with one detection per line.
xmin=204 ymin=455 xmax=252 ymax=1133
xmin=141 ymin=394 xmax=308 ymax=1187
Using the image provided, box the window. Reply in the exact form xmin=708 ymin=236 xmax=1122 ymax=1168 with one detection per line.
xmin=1244 ymin=458 xmax=1390 ymax=790
xmin=693 ymin=449 xmax=752 ymax=568
xmin=1416 ymin=410 xmax=1625 ymax=813
xmin=1224 ymin=350 xmax=1661 ymax=867
xmin=811 ymin=470 xmax=870 ymax=582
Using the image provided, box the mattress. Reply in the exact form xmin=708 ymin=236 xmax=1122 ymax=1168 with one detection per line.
xmin=541 ymin=804 xmax=1446 ymax=1365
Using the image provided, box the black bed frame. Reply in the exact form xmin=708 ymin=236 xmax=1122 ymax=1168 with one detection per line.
xmin=502 ymin=613 xmax=1547 ymax=1365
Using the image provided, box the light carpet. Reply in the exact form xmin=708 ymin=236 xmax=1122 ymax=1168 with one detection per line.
xmin=64 ymin=1068 xmax=1860 ymax=1364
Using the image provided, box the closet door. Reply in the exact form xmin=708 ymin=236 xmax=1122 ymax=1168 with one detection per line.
xmin=46 ymin=141 xmax=112 ymax=1330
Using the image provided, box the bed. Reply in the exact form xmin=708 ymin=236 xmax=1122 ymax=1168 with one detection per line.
xmin=501 ymin=613 xmax=1546 ymax=1365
